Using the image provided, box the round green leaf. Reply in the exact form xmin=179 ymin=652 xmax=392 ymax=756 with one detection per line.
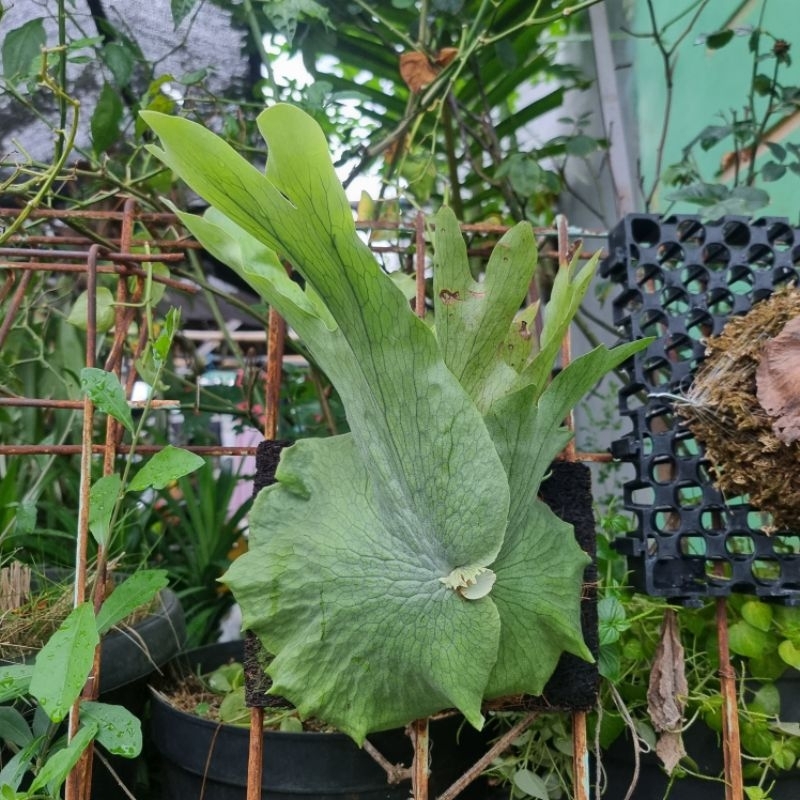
xmin=778 ymin=639 xmax=800 ymax=670
xmin=741 ymin=600 xmax=773 ymax=632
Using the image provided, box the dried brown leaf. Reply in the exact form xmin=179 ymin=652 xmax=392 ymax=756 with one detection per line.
xmin=399 ymin=52 xmax=438 ymax=93
xmin=756 ymin=315 xmax=800 ymax=444
xmin=647 ymin=609 xmax=687 ymax=733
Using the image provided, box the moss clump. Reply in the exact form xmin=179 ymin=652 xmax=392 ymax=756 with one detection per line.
xmin=678 ymin=288 xmax=800 ymax=531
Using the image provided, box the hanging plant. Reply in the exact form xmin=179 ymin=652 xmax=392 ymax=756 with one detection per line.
xmin=142 ymin=104 xmax=647 ymax=743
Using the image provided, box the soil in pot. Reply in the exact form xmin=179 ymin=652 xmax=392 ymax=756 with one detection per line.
xmin=149 ymin=640 xmax=496 ymax=800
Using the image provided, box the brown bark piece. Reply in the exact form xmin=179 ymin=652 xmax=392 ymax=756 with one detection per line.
xmin=756 ymin=315 xmax=800 ymax=445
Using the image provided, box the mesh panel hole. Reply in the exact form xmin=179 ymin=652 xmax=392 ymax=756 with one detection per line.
xmin=620 ymin=288 xmax=643 ymax=313
xmin=658 ymin=242 xmax=685 ymax=268
xmin=722 ymin=220 xmax=751 ymax=247
xmin=631 ymin=217 xmax=661 ymax=246
xmin=686 ymin=309 xmax=714 ymax=340
xmin=702 ymin=243 xmax=731 ymax=270
xmin=748 ymin=510 xmax=775 ymax=530
xmin=646 ymin=406 xmax=675 ymax=433
xmin=630 ymin=485 xmax=656 ymax=506
xmin=644 ymin=356 xmax=672 ymax=387
xmin=638 ymin=309 xmax=668 ymax=337
xmin=697 ymin=463 xmax=714 ymax=484
xmin=677 ymin=219 xmax=706 ymax=246
xmin=708 ymin=289 xmax=734 ymax=316
xmin=680 ymin=535 xmax=707 ymax=556
xmin=665 ymin=335 xmax=694 ymax=362
xmin=725 ymin=534 xmax=755 ymax=556
xmin=681 ymin=265 xmax=709 ymax=293
xmin=706 ymin=560 xmax=733 ymax=580
xmin=635 ymin=264 xmax=664 ymax=292
xmin=677 ymin=483 xmax=703 ymax=507
xmin=767 ymin=222 xmax=793 ymax=252
xmin=650 ymin=456 xmax=677 ymax=484
xmin=747 ymin=243 xmax=774 ymax=270
xmin=674 ymin=434 xmax=700 ymax=458
xmin=701 ymin=509 xmax=729 ymax=531
xmin=773 ymin=536 xmax=800 ymax=555
xmin=773 ymin=266 xmax=798 ymax=287
xmin=661 ymin=287 xmax=690 ymax=313
xmin=621 ymin=388 xmax=648 ymax=413
xmin=653 ymin=507 xmax=682 ymax=532
xmin=752 ymin=559 xmax=781 ymax=582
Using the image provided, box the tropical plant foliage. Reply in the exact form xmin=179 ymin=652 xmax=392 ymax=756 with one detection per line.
xmin=143 ymin=103 xmax=645 ymax=742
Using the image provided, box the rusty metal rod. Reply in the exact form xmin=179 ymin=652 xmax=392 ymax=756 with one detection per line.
xmin=716 ymin=597 xmax=744 ymax=800
xmin=65 ymin=245 xmax=100 ymax=800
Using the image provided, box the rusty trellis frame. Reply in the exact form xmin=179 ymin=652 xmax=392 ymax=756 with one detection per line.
xmin=0 ymin=200 xmax=746 ymax=800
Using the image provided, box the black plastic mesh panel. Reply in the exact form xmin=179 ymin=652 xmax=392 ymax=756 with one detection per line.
xmin=600 ymin=214 xmax=800 ymax=602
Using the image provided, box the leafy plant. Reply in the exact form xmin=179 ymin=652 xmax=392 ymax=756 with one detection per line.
xmin=654 ymin=16 xmax=799 ymax=218
xmin=0 ymin=571 xmax=166 ymax=797
xmin=0 ymin=308 xmax=208 ymax=797
xmin=135 ymin=459 xmax=254 ymax=647
xmin=142 ymin=102 xmax=647 ymax=743
xmin=169 ymin=658 xmax=308 ymax=733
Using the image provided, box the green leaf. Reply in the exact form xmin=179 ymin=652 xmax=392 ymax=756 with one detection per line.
xmin=513 ymin=768 xmax=550 ymax=799
xmin=0 ymin=664 xmax=33 ymax=703
xmin=565 ymin=134 xmax=602 ymax=157
xmin=91 ymin=83 xmax=124 ymax=154
xmin=728 ymin=621 xmax=772 ymax=659
xmin=766 ymin=141 xmax=787 ymax=162
xmin=225 ymin=435 xmax=501 ymax=742
xmin=741 ymin=600 xmax=773 ymax=632
xmin=88 ymin=474 xmax=122 ymax=547
xmin=752 ymin=73 xmax=773 ymax=96
xmin=170 ymin=0 xmax=198 ymax=28
xmin=80 ymin=368 xmax=134 ymax=434
xmin=598 ymin=596 xmax=629 ymax=645
xmin=433 ymin=205 xmax=537 ymax=412
xmin=66 ymin=287 xmax=116 ymax=333
xmin=0 ymin=707 xmax=33 ymax=748
xmin=28 ymin=722 xmax=98 ymax=794
xmin=698 ymin=125 xmax=732 ymax=151
xmin=2 ymin=18 xmax=45 ymax=82
xmin=95 ymin=570 xmax=168 ymax=635
xmin=761 ymin=161 xmax=786 ymax=181
xmin=748 ymin=683 xmax=780 ymax=716
xmin=29 ymin=603 xmax=98 ymax=723
xmin=127 ymin=445 xmax=205 ymax=492
xmin=778 ymin=639 xmax=800 ymax=669
xmin=704 ymin=30 xmax=734 ymax=50
xmin=102 ymin=41 xmax=135 ymax=88
xmin=81 ymin=701 xmax=142 ymax=757
xmin=0 ymin=736 xmax=43 ymax=792
xmin=497 ymin=153 xmax=542 ymax=197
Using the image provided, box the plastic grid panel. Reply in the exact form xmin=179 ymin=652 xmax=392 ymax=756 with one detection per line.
xmin=600 ymin=213 xmax=800 ymax=601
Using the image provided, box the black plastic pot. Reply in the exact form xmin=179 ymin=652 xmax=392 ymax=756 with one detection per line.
xmin=149 ymin=640 xmax=493 ymax=800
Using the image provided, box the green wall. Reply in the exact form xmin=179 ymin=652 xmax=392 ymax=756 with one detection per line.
xmin=631 ymin=0 xmax=799 ymax=220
